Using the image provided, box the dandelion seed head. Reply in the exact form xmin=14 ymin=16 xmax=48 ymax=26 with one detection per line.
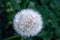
xmin=13 ymin=9 xmax=43 ymax=37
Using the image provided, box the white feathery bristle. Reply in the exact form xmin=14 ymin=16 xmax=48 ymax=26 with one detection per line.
xmin=13 ymin=9 xmax=43 ymax=37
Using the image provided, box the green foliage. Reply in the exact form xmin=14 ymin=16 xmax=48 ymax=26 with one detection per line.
xmin=1 ymin=0 xmax=60 ymax=40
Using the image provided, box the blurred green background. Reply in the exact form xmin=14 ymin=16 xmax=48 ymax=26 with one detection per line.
xmin=1 ymin=0 xmax=60 ymax=40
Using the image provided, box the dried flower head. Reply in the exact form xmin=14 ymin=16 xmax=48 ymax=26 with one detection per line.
xmin=13 ymin=9 xmax=43 ymax=37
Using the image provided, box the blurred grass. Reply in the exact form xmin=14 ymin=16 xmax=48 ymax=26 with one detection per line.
xmin=4 ymin=34 xmax=19 ymax=40
xmin=1 ymin=0 xmax=60 ymax=40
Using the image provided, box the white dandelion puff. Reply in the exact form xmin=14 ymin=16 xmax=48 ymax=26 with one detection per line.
xmin=13 ymin=9 xmax=43 ymax=37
